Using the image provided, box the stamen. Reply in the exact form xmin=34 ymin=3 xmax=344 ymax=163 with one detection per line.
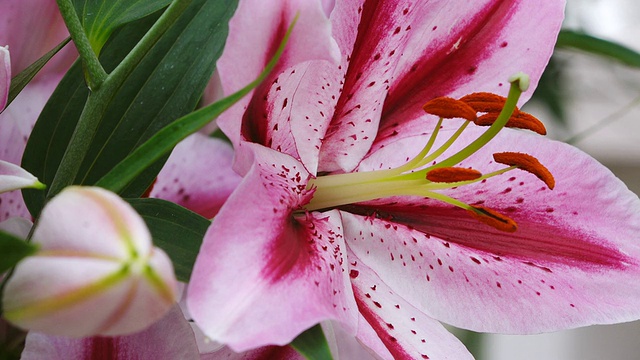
xmin=475 ymin=111 xmax=547 ymax=135
xmin=468 ymin=206 xmax=518 ymax=233
xmin=493 ymin=152 xmax=555 ymax=189
xmin=423 ymin=97 xmax=477 ymax=121
xmin=459 ymin=92 xmax=507 ymax=113
xmin=511 ymin=111 xmax=547 ymax=135
xmin=426 ymin=167 xmax=482 ymax=183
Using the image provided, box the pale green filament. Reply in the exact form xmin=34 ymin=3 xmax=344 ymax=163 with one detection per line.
xmin=305 ymin=74 xmax=528 ymax=212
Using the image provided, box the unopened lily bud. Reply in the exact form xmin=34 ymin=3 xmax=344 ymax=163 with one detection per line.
xmin=2 ymin=186 xmax=177 ymax=337
xmin=0 ymin=160 xmax=45 ymax=194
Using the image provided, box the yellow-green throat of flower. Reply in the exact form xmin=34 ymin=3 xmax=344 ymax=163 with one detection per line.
xmin=305 ymin=73 xmax=555 ymax=233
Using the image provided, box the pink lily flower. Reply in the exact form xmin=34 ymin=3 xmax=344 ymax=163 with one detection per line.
xmin=187 ymin=0 xmax=640 ymax=358
xmin=0 ymin=0 xmax=76 ymax=221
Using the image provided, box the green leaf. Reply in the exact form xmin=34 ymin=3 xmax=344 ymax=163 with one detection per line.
xmin=95 ymin=14 xmax=296 ymax=193
xmin=5 ymin=37 xmax=72 ymax=109
xmin=128 ymin=198 xmax=209 ymax=282
xmin=23 ymin=0 xmax=238 ymax=217
xmin=0 ymin=230 xmax=38 ymax=274
xmin=73 ymin=0 xmax=173 ymax=54
xmin=290 ymin=324 xmax=333 ymax=360
xmin=556 ymin=29 xmax=640 ymax=68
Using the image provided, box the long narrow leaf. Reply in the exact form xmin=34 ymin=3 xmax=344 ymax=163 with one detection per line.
xmin=95 ymin=16 xmax=296 ymax=193
xmin=557 ymin=29 xmax=640 ymax=67
xmin=5 ymin=38 xmax=72 ymax=109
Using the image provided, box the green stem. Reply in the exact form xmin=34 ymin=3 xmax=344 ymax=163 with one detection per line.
xmin=56 ymin=0 xmax=107 ymax=90
xmin=47 ymin=94 xmax=110 ymax=197
xmin=47 ymin=0 xmax=191 ymax=198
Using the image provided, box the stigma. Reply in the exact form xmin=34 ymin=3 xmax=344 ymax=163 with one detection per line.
xmin=305 ymin=73 xmax=554 ymax=232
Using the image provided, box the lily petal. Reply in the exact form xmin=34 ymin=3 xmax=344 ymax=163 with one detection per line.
xmin=345 ymin=128 xmax=640 ymax=333
xmin=0 ymin=1 xmax=76 ymax=221
xmin=318 ymin=0 xmax=427 ymax=172
xmin=20 ymin=305 xmax=199 ymax=360
xmin=151 ymin=134 xmax=242 ymax=218
xmin=0 ymin=159 xmax=44 ymax=193
xmin=188 ymin=144 xmax=357 ymax=351
xmin=375 ymin=0 xmax=564 ymax=161
xmin=0 ymin=45 xmax=8 ymax=111
xmin=217 ymin=0 xmax=340 ymax=149
xmin=0 ymin=216 xmax=32 ymax=239
xmin=348 ymin=250 xmax=473 ymax=360
xmin=0 ymin=0 xmax=74 ymax=75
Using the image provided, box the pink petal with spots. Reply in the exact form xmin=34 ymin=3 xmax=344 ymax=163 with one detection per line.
xmin=237 ymin=60 xmax=344 ymax=174
xmin=318 ymin=0 xmax=424 ymax=173
xmin=347 ymin=251 xmax=473 ymax=360
xmin=151 ymin=134 xmax=241 ymax=218
xmin=342 ymin=128 xmax=640 ymax=333
xmin=20 ymin=305 xmax=200 ymax=360
xmin=321 ymin=321 xmax=380 ymax=360
xmin=0 ymin=46 xmax=8 ymax=111
xmin=372 ymin=0 xmax=564 ymax=154
xmin=217 ymin=0 xmax=339 ymax=148
xmin=187 ymin=144 xmax=357 ymax=351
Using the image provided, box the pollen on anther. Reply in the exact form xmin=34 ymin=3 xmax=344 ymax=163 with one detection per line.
xmin=493 ymin=152 xmax=555 ymax=190
xmin=459 ymin=92 xmax=507 ymax=113
xmin=475 ymin=110 xmax=547 ymax=135
xmin=426 ymin=167 xmax=482 ymax=183
xmin=422 ymin=97 xmax=477 ymax=121
xmin=468 ymin=206 xmax=517 ymax=233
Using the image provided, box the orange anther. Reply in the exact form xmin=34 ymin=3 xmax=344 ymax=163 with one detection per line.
xmin=493 ymin=152 xmax=555 ymax=190
xmin=474 ymin=110 xmax=547 ymax=135
xmin=423 ymin=97 xmax=477 ymax=122
xmin=426 ymin=167 xmax=482 ymax=183
xmin=459 ymin=92 xmax=508 ymax=113
xmin=510 ymin=111 xmax=547 ymax=135
xmin=474 ymin=112 xmax=501 ymax=126
xmin=468 ymin=206 xmax=518 ymax=233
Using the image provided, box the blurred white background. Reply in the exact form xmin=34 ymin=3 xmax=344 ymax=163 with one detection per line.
xmin=484 ymin=0 xmax=640 ymax=359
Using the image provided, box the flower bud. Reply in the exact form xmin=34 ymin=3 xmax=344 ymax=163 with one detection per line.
xmin=0 ymin=160 xmax=45 ymax=194
xmin=2 ymin=186 xmax=177 ymax=337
